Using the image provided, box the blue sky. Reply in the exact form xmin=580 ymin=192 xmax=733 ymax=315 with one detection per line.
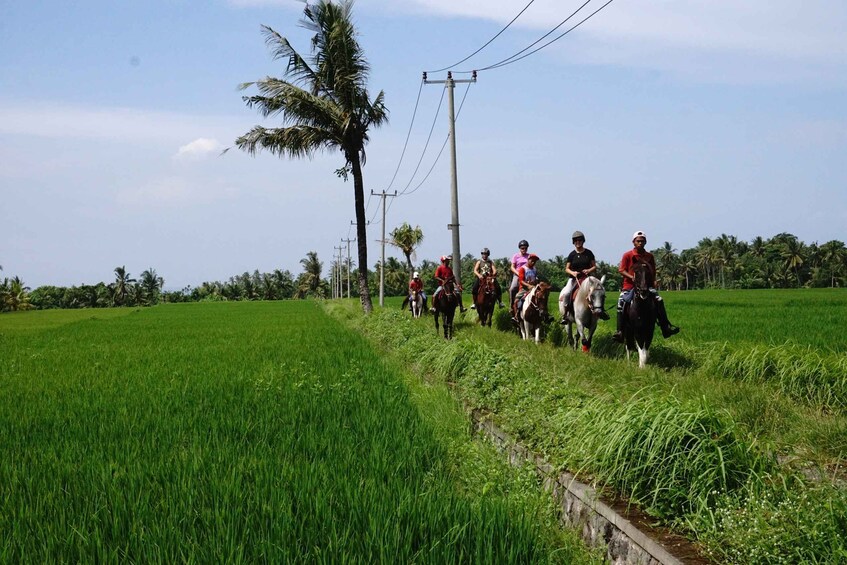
xmin=2 ymin=0 xmax=845 ymax=289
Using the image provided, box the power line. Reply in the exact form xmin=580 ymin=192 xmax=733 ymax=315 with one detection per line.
xmin=383 ymin=78 xmax=425 ymax=192
xmin=393 ymin=79 xmax=447 ymax=197
xmin=426 ymin=0 xmax=538 ymax=73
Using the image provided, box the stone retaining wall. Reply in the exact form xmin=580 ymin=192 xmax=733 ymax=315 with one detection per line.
xmin=471 ymin=410 xmax=707 ymax=564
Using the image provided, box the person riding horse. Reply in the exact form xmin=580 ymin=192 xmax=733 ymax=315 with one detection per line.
xmin=470 ymin=248 xmax=504 ymax=310
xmin=408 ymin=271 xmax=427 ymax=311
xmin=560 ymin=230 xmax=610 ymax=324
xmin=512 ymin=253 xmax=540 ymax=323
xmin=430 ymin=255 xmax=466 ymax=314
xmin=612 ymin=231 xmax=680 ymax=343
xmin=509 ymin=240 xmax=531 ymax=309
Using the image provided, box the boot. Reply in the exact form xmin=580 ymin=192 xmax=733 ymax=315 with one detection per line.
xmin=656 ymin=300 xmax=680 ymax=338
xmin=612 ymin=310 xmax=625 ymax=343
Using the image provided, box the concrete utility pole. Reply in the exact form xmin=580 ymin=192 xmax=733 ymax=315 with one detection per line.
xmin=423 ymin=70 xmax=477 ymax=287
xmin=341 ymin=237 xmax=355 ymax=299
xmin=334 ymin=245 xmax=344 ymax=299
xmin=371 ymin=190 xmax=397 ymax=307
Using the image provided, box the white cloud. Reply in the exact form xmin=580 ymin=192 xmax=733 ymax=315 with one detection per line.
xmin=174 ymin=138 xmax=224 ymax=160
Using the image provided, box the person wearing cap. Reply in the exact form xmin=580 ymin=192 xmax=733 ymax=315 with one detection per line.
xmin=471 ymin=248 xmax=504 ymax=309
xmin=512 ymin=253 xmax=540 ymax=322
xmin=430 ymin=255 xmax=467 ymax=313
xmin=560 ymin=231 xmax=609 ymax=324
xmin=407 ymin=271 xmax=427 ymax=311
xmin=612 ymin=231 xmax=680 ymax=342
xmin=509 ymin=240 xmax=531 ymax=308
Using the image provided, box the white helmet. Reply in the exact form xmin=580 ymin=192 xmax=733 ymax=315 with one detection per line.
xmin=632 ymin=230 xmax=647 ymax=241
xmin=413 ymin=271 xmax=419 ymax=278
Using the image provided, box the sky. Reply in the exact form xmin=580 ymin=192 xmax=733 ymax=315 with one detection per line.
xmin=2 ymin=0 xmax=845 ymax=290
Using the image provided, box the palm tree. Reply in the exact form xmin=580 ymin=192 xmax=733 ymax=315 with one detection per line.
xmin=139 ymin=268 xmax=164 ymax=305
xmin=113 ymin=266 xmax=135 ymax=306
xmin=780 ymin=237 xmax=806 ymax=287
xmin=297 ymin=251 xmax=324 ymax=298
xmin=389 ymin=223 xmax=424 ymax=277
xmin=4 ymin=276 xmax=34 ymax=312
xmin=235 ymin=0 xmax=387 ymax=314
xmin=820 ymin=240 xmax=846 ymax=287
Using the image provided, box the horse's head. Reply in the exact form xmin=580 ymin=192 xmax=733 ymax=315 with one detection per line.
xmin=587 ymin=275 xmax=607 ymax=317
xmin=633 ymin=262 xmax=651 ymax=296
xmin=532 ymin=282 xmax=551 ymax=314
xmin=443 ymin=278 xmax=455 ymax=294
xmin=482 ymin=274 xmax=495 ymax=293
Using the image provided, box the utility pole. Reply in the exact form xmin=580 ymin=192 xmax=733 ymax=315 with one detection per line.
xmin=423 ymin=70 xmax=477 ymax=287
xmin=334 ymin=245 xmax=344 ymax=299
xmin=370 ymin=190 xmax=397 ymax=307
xmin=341 ymin=237 xmax=355 ymax=299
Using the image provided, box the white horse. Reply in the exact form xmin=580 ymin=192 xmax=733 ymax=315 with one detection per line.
xmin=409 ymin=289 xmax=424 ymax=319
xmin=559 ymin=275 xmax=607 ymax=352
xmin=518 ymin=282 xmax=551 ymax=343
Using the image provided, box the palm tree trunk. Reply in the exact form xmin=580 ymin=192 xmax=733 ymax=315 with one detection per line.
xmin=351 ymin=154 xmax=373 ymax=313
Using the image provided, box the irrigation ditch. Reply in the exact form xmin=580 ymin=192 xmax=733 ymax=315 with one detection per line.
xmin=470 ymin=407 xmax=707 ymax=564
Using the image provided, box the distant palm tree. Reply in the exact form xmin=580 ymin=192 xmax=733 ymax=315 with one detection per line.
xmin=139 ymin=268 xmax=164 ymax=305
xmin=4 ymin=276 xmax=34 ymax=312
xmin=113 ymin=266 xmax=135 ymax=306
xmin=297 ymin=251 xmax=324 ymax=298
xmin=235 ymin=0 xmax=387 ymax=314
xmin=780 ymin=237 xmax=806 ymax=287
xmin=389 ymin=223 xmax=424 ymax=277
xmin=820 ymin=240 xmax=847 ymax=287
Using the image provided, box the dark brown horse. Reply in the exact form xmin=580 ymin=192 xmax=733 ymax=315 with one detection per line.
xmin=432 ymin=278 xmax=458 ymax=339
xmin=474 ymin=274 xmax=497 ymax=327
xmin=624 ymin=262 xmax=657 ymax=368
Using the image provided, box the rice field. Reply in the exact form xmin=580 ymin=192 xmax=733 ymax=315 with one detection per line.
xmin=0 ymin=302 xmax=596 ymax=563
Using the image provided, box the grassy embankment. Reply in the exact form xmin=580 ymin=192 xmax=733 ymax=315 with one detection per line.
xmin=0 ymin=302 xmax=599 ymax=563
xmin=334 ymin=288 xmax=847 ymax=564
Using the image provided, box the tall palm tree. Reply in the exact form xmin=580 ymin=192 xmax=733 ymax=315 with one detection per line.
xmin=298 ymin=251 xmax=324 ymax=297
xmin=780 ymin=237 xmax=806 ymax=287
xmin=139 ymin=268 xmax=164 ymax=305
xmin=389 ymin=223 xmax=424 ymax=277
xmin=820 ymin=240 xmax=846 ymax=288
xmin=235 ymin=0 xmax=387 ymax=314
xmin=113 ymin=266 xmax=135 ymax=306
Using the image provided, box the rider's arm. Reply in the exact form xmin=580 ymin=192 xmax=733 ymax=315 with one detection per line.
xmin=585 ymin=260 xmax=597 ymax=276
xmin=490 ymin=262 xmax=497 ymax=277
xmin=619 ymin=254 xmax=634 ymax=282
xmin=565 ymin=261 xmax=574 ymax=278
xmin=473 ymin=261 xmax=482 ymax=279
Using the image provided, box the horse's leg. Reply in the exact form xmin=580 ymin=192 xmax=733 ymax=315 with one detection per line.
xmin=637 ymin=343 xmax=649 ymax=368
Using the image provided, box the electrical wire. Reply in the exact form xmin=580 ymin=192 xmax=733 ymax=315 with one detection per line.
xmin=426 ymin=0 xmax=538 ymax=73
xmin=395 ymin=82 xmax=447 ymax=196
xmin=383 ymin=78 xmax=425 ymax=192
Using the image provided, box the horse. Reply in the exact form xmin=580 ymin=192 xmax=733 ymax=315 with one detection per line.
xmin=474 ymin=274 xmax=497 ymax=327
xmin=400 ymin=288 xmax=424 ymax=318
xmin=624 ymin=263 xmax=656 ymax=368
xmin=560 ymin=275 xmax=607 ymax=352
xmin=432 ymin=278 xmax=458 ymax=339
xmin=517 ymin=282 xmax=551 ymax=343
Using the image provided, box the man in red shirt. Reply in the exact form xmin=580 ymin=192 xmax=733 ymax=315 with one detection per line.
xmin=612 ymin=231 xmax=680 ymax=343
xmin=406 ymin=271 xmax=427 ymax=311
xmin=430 ymin=255 xmax=466 ymax=313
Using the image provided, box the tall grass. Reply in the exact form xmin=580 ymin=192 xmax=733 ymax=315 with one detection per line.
xmin=348 ymin=301 xmax=847 ymax=563
xmin=0 ymin=302 xmax=595 ymax=563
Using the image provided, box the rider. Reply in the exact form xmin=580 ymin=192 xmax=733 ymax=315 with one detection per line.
xmin=509 ymin=240 xmax=531 ymax=308
xmin=430 ymin=255 xmax=467 ymax=314
xmin=512 ymin=253 xmax=539 ymax=322
xmin=560 ymin=231 xmax=609 ymax=323
xmin=471 ymin=247 xmax=505 ymax=309
xmin=408 ymin=271 xmax=427 ymax=311
xmin=612 ymin=231 xmax=680 ymax=343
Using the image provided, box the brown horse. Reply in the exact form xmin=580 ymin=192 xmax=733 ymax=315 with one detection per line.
xmin=432 ymin=278 xmax=458 ymax=339
xmin=517 ymin=282 xmax=551 ymax=343
xmin=474 ymin=274 xmax=497 ymax=327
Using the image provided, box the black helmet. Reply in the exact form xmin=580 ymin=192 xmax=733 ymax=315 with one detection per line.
xmin=481 ymin=247 xmax=490 ymax=255
xmin=572 ymin=230 xmax=585 ymax=241
xmin=518 ymin=239 xmax=529 ymax=248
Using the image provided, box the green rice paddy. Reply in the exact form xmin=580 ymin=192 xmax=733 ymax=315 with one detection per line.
xmin=0 ymin=302 xmax=595 ymax=563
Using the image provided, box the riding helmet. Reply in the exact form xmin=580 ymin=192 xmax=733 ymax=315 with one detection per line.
xmin=518 ymin=239 xmax=529 ymax=248
xmin=413 ymin=271 xmax=419 ymax=278
xmin=632 ymin=230 xmax=647 ymax=241
xmin=481 ymin=247 xmax=490 ymax=255
xmin=528 ymin=254 xmax=540 ymax=261
xmin=572 ymin=230 xmax=585 ymax=241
